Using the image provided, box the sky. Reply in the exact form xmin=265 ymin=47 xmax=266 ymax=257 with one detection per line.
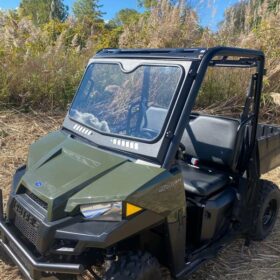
xmin=0 ymin=0 xmax=239 ymax=30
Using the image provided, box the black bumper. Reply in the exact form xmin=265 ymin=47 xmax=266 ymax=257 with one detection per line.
xmin=0 ymin=191 xmax=84 ymax=280
xmin=0 ymin=222 xmax=85 ymax=279
xmin=0 ymin=189 xmax=164 ymax=279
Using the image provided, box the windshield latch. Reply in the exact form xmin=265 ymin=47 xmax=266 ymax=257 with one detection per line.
xmin=188 ymin=69 xmax=197 ymax=78
xmin=165 ymin=131 xmax=174 ymax=139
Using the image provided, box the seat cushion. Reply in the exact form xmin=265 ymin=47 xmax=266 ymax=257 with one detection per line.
xmin=181 ymin=165 xmax=229 ymax=196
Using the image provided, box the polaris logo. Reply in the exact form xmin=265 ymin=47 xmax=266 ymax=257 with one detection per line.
xmin=35 ymin=181 xmax=43 ymax=187
xmin=13 ymin=202 xmax=39 ymax=230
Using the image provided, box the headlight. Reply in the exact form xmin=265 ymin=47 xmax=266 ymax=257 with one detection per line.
xmin=80 ymin=202 xmax=143 ymax=221
xmin=80 ymin=202 xmax=122 ymax=221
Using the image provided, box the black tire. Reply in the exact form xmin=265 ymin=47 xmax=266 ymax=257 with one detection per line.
xmin=104 ymin=251 xmax=165 ymax=280
xmin=251 ymin=180 xmax=280 ymax=241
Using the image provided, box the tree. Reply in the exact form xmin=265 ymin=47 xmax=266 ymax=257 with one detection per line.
xmin=50 ymin=0 xmax=69 ymax=21
xmin=110 ymin=9 xmax=140 ymax=27
xmin=73 ymin=0 xmax=103 ymax=22
xmin=137 ymin=0 xmax=186 ymax=10
xmin=19 ymin=0 xmax=68 ymax=25
xmin=137 ymin=0 xmax=158 ymax=9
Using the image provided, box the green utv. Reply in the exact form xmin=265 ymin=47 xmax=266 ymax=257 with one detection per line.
xmin=1 ymin=47 xmax=280 ymax=280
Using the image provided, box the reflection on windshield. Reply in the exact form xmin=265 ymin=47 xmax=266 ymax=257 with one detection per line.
xmin=71 ymin=109 xmax=111 ymax=132
xmin=69 ymin=63 xmax=182 ymax=140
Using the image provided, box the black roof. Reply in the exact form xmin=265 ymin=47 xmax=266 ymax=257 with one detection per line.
xmin=95 ymin=47 xmax=264 ymax=61
xmin=96 ymin=48 xmax=207 ymax=59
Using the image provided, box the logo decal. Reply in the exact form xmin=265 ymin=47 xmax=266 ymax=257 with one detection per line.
xmin=35 ymin=181 xmax=43 ymax=188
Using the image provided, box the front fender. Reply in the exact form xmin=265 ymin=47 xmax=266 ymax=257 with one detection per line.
xmin=55 ymin=210 xmax=164 ymax=250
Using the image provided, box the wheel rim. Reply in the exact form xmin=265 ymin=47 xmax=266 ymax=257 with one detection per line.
xmin=263 ymin=199 xmax=277 ymax=229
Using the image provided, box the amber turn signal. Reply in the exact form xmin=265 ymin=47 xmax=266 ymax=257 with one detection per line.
xmin=125 ymin=203 xmax=143 ymax=217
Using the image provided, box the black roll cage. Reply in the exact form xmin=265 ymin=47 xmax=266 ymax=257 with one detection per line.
xmin=161 ymin=46 xmax=265 ymax=171
xmin=78 ymin=46 xmax=265 ymax=168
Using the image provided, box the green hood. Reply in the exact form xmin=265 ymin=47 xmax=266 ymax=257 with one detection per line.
xmin=20 ymin=131 xmax=164 ymax=221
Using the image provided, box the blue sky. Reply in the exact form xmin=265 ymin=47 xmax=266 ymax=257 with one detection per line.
xmin=0 ymin=0 xmax=239 ymax=30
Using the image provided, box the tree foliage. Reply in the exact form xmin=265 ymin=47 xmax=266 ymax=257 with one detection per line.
xmin=220 ymin=0 xmax=280 ymax=34
xmin=73 ymin=0 xmax=103 ymax=22
xmin=137 ymin=0 xmax=158 ymax=9
xmin=110 ymin=9 xmax=140 ymax=27
xmin=120 ymin=0 xmax=202 ymax=48
xmin=19 ymin=0 xmax=68 ymax=25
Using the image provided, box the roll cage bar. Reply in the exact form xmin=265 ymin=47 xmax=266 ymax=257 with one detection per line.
xmin=161 ymin=47 xmax=265 ymax=170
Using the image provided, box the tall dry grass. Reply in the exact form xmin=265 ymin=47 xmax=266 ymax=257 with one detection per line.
xmin=0 ymin=0 xmax=279 ymax=123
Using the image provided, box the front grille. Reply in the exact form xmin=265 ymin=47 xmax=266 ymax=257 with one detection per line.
xmin=26 ymin=191 xmax=48 ymax=210
xmin=13 ymin=201 xmax=40 ymax=247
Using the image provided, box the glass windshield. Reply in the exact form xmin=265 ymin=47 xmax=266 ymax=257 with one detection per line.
xmin=69 ymin=62 xmax=182 ymax=141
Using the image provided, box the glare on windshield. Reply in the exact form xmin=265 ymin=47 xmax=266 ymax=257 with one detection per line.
xmin=69 ymin=62 xmax=182 ymax=141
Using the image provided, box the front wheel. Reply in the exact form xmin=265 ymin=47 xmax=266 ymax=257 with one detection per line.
xmin=52 ymin=252 xmax=171 ymax=280
xmin=103 ymin=251 xmax=167 ymax=280
xmin=251 ymin=179 xmax=280 ymax=241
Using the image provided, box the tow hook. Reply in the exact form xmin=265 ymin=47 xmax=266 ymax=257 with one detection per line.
xmin=80 ymin=269 xmax=97 ymax=280
xmin=104 ymin=248 xmax=116 ymax=271
xmin=81 ymin=248 xmax=117 ymax=280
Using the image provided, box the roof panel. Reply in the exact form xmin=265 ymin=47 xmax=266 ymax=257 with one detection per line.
xmin=95 ymin=48 xmax=207 ymax=59
xmin=95 ymin=47 xmax=264 ymax=61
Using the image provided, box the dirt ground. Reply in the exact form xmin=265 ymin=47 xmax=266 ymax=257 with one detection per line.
xmin=0 ymin=110 xmax=279 ymax=280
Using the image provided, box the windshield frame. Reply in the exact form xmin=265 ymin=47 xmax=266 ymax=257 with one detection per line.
xmin=63 ymin=58 xmax=192 ymax=161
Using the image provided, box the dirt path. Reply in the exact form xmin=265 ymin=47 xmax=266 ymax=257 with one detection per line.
xmin=0 ymin=110 xmax=279 ymax=280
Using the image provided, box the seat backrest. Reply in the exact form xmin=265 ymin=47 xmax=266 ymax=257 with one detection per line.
xmin=143 ymin=106 xmax=168 ymax=133
xmin=181 ymin=115 xmax=240 ymax=170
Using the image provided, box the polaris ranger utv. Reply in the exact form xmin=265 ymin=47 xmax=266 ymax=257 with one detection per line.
xmin=0 ymin=47 xmax=280 ymax=280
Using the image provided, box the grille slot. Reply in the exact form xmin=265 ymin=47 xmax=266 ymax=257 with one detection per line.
xmin=26 ymin=190 xmax=48 ymax=210
xmin=13 ymin=201 xmax=40 ymax=247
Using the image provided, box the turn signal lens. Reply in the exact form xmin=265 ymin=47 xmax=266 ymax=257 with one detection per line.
xmin=126 ymin=203 xmax=143 ymax=217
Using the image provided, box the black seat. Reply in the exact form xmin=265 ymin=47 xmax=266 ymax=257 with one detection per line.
xmin=181 ymin=165 xmax=229 ymax=196
xmin=142 ymin=106 xmax=168 ymax=133
xmin=180 ymin=115 xmax=240 ymax=196
xmin=181 ymin=115 xmax=240 ymax=167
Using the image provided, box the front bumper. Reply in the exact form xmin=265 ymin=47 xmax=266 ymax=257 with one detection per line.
xmin=0 ymin=191 xmax=84 ymax=280
xmin=0 ymin=190 xmax=164 ymax=279
xmin=0 ymin=222 xmax=84 ymax=280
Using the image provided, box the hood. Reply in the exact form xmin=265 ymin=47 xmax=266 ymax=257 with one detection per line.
xmin=20 ymin=131 xmax=164 ymax=221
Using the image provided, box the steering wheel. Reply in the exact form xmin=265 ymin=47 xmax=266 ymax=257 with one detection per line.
xmin=140 ymin=128 xmax=158 ymax=140
xmin=126 ymin=101 xmax=148 ymax=136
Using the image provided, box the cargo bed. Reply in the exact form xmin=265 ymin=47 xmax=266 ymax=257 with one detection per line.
xmin=257 ymin=124 xmax=280 ymax=174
